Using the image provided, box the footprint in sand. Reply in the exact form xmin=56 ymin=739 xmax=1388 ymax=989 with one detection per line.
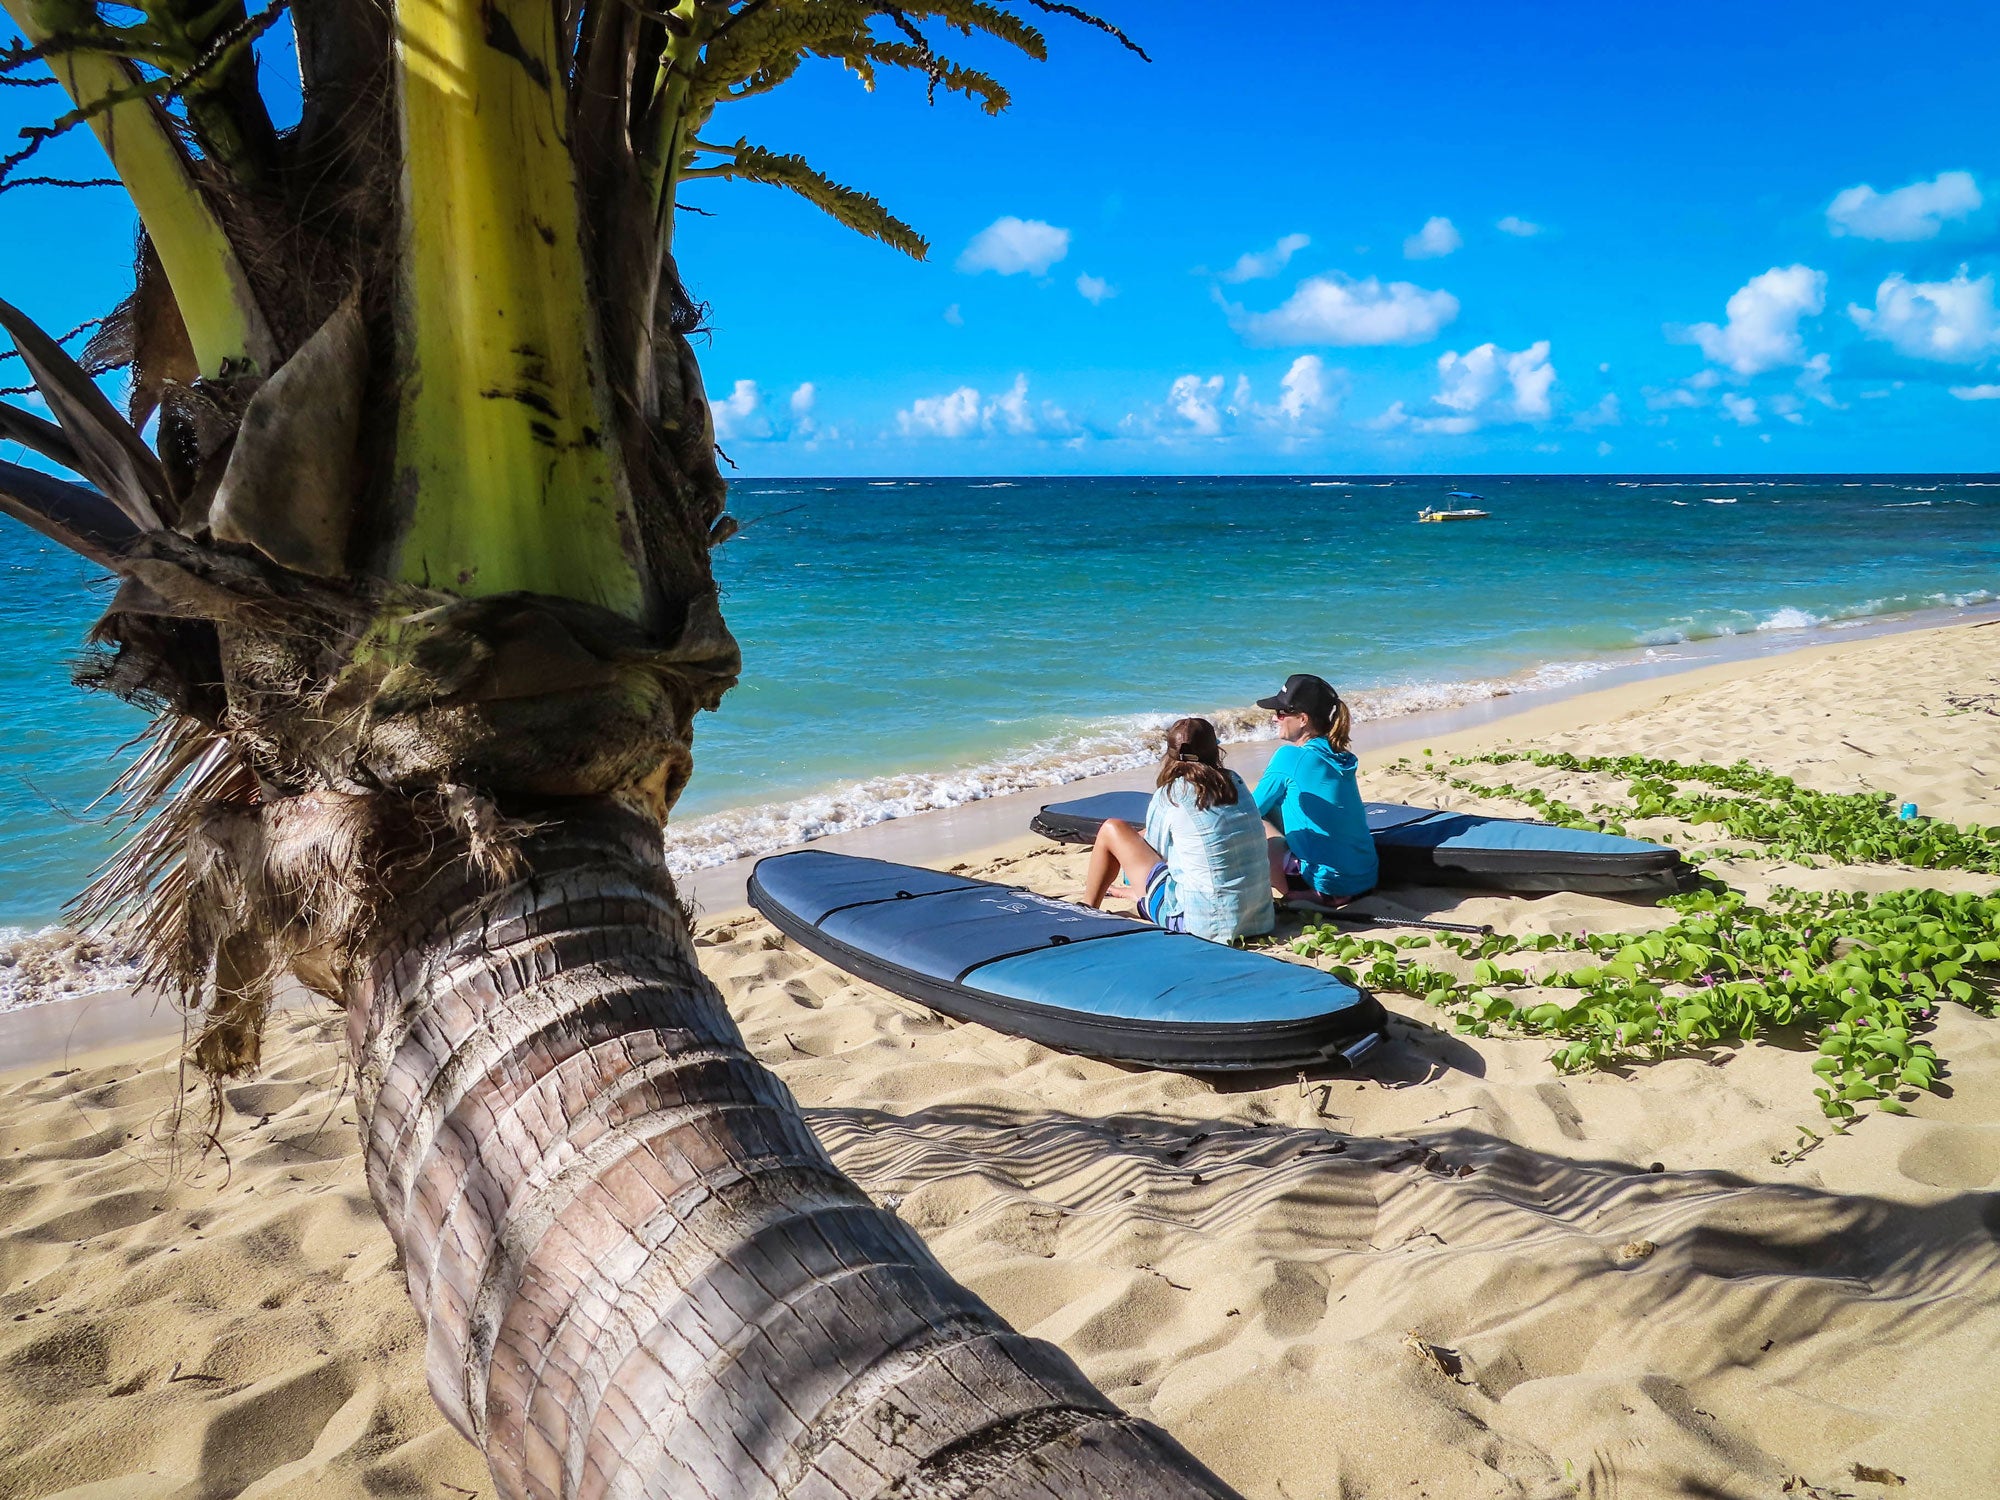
xmin=1897 ymin=1125 xmax=2000 ymax=1191
xmin=1260 ymin=1260 xmax=1331 ymax=1338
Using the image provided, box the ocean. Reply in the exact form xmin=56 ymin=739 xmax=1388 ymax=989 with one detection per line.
xmin=2 ymin=474 xmax=1995 ymax=938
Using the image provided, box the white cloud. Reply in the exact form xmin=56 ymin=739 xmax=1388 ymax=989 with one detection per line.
xmin=1276 ymin=355 xmax=1334 ymax=422
xmin=1075 ymin=273 xmax=1116 ymax=304
xmin=1412 ymin=413 xmax=1479 ymax=435
xmin=1849 ymin=269 xmax=2000 ymax=363
xmin=1167 ymin=374 xmax=1224 ymax=435
xmin=1232 ymin=273 xmax=1459 ymax=346
xmin=1403 ymin=216 xmax=1462 ymax=260
xmin=1497 ymin=216 xmax=1543 ymax=237
xmin=1683 ymin=265 xmax=1826 ymax=376
xmin=710 ymin=379 xmax=764 ymax=441
xmin=789 ymin=382 xmax=815 ymax=418
xmin=1646 ymin=386 xmax=1703 ymax=411
xmin=1827 ymin=171 xmax=1980 ymax=242
xmin=1951 ymin=383 xmax=2000 ymax=400
xmin=896 ymin=375 xmax=1070 ymax=439
xmin=1795 ymin=353 xmax=1840 ymax=408
xmin=1134 ymin=362 xmax=1340 ymax=439
xmin=1432 ymin=340 xmax=1556 ymax=425
xmin=1721 ymin=393 xmax=1759 ymax=426
xmin=943 ymin=303 xmax=964 ymax=325
xmin=1218 ymin=233 xmax=1310 ymax=283
xmin=1364 ymin=401 xmax=1410 ymax=431
xmin=899 ymin=385 xmax=981 ymax=438
xmin=1574 ymin=393 xmax=1621 ymax=429
xmin=1596 ymin=439 xmax=1614 ymax=456
xmin=958 ymin=216 xmax=1070 ymax=275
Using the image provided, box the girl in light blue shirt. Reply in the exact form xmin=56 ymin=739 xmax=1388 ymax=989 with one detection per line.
xmin=1080 ymin=718 xmax=1274 ymax=943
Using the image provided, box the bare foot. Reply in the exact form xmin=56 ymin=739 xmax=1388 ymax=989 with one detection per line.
xmin=1284 ymin=890 xmax=1354 ymax=912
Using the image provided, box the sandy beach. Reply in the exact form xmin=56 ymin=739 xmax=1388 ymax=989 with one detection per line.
xmin=3 ymin=619 xmax=1997 ymax=1498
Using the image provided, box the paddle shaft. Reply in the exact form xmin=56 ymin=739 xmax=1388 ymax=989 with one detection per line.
xmin=1301 ymin=909 xmax=1494 ymax=936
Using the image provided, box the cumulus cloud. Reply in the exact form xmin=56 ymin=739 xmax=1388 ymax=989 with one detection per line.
xmin=1277 ymin=355 xmax=1332 ymax=422
xmin=1075 ymin=272 xmax=1116 ymax=304
xmin=1573 ymin=393 xmax=1621 ymax=429
xmin=1231 ymin=273 xmax=1459 ymax=346
xmin=1218 ymin=232 xmax=1310 ymax=283
xmin=1497 ymin=215 xmax=1543 ymax=237
xmin=896 ymin=375 xmax=1070 ymax=439
xmin=899 ymin=386 xmax=981 ymax=438
xmin=1951 ymin=384 xmax=2000 ymax=400
xmin=707 ymin=379 xmax=832 ymax=442
xmin=1682 ymin=265 xmax=1826 ymax=376
xmin=1133 ymin=361 xmax=1340 ymax=439
xmin=1364 ymin=401 xmax=1411 ymax=431
xmin=709 ymin=379 xmax=764 ymax=441
xmin=1848 ymin=269 xmax=2000 ymax=362
xmin=1168 ymin=374 xmax=1225 ymax=435
xmin=1432 ymin=341 xmax=1557 ymax=424
xmin=1403 ymin=216 xmax=1462 ymax=260
xmin=1721 ymin=393 xmax=1759 ymax=426
xmin=958 ymin=217 xmax=1070 ymax=275
xmin=1827 ymin=171 xmax=1981 ymax=241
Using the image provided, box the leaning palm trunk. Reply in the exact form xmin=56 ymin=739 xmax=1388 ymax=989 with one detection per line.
xmin=0 ymin=0 xmax=1242 ymax=1491
xmin=353 ymin=798 xmax=1231 ymax=1497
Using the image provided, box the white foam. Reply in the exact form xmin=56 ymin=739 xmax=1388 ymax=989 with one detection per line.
xmin=659 ymin=659 xmax=1616 ymax=875
xmin=0 ymin=923 xmax=141 ymax=1014
xmin=1755 ymin=606 xmax=1826 ymax=632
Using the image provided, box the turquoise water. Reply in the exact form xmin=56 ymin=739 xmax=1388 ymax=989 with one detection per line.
xmin=2 ymin=474 xmax=1995 ymax=926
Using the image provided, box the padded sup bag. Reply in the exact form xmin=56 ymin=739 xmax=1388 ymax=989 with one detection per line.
xmin=1029 ymin=791 xmax=1684 ymax=897
xmin=748 ymin=850 xmax=1387 ymax=1072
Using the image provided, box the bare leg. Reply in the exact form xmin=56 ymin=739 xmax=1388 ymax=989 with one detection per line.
xmin=1266 ymin=828 xmax=1291 ymax=901
xmin=1083 ymin=818 xmax=1165 ymax=909
xmin=1268 ymin=829 xmax=1352 ymax=909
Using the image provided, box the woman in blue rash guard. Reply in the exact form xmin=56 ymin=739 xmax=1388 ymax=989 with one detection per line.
xmin=1252 ymin=673 xmax=1379 ymax=906
xmin=1080 ymin=717 xmax=1274 ymax=943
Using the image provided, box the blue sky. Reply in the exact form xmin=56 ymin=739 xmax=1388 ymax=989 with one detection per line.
xmin=7 ymin=0 xmax=2000 ymax=474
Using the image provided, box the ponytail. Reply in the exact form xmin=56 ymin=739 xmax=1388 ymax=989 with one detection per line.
xmin=1314 ymin=699 xmax=1352 ymax=752
xmin=1156 ymin=717 xmax=1238 ymax=811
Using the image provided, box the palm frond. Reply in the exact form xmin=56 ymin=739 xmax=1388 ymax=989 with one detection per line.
xmin=685 ymin=139 xmax=929 ymax=257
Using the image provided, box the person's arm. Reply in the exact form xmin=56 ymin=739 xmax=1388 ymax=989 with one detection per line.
xmin=1252 ymin=747 xmax=1290 ymax=824
xmin=1140 ymin=786 xmax=1171 ymax=874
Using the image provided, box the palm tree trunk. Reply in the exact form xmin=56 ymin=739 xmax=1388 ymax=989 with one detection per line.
xmin=347 ymin=797 xmax=1237 ymax=1499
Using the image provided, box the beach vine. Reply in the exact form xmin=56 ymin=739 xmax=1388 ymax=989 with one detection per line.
xmin=1409 ymin=748 xmax=2000 ymax=873
xmin=1297 ymin=753 xmax=2000 ymax=1122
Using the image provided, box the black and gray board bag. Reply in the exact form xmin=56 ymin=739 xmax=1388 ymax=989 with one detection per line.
xmin=748 ymin=850 xmax=1386 ymax=1072
xmin=1029 ymin=792 xmax=1685 ymax=896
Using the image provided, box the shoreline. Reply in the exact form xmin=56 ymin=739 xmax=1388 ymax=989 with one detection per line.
xmin=652 ymin=595 xmax=2000 ymax=879
xmin=4 ymin=603 xmax=1995 ymax=1071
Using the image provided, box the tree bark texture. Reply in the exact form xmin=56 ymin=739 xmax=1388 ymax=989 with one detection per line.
xmin=346 ymin=799 xmax=1240 ymax=1499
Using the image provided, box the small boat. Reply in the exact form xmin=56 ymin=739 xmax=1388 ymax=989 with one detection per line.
xmin=1417 ymin=506 xmax=1489 ymax=523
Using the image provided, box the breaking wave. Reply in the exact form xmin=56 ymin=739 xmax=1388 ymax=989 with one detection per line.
xmin=0 ymin=924 xmax=142 ymax=1014
xmin=660 ymin=658 xmax=1615 ymax=875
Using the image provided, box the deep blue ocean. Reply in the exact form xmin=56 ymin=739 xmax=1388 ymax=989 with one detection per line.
xmin=2 ymin=474 xmax=1995 ymax=931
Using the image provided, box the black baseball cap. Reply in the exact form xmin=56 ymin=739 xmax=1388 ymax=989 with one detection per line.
xmin=1256 ymin=673 xmax=1340 ymax=719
